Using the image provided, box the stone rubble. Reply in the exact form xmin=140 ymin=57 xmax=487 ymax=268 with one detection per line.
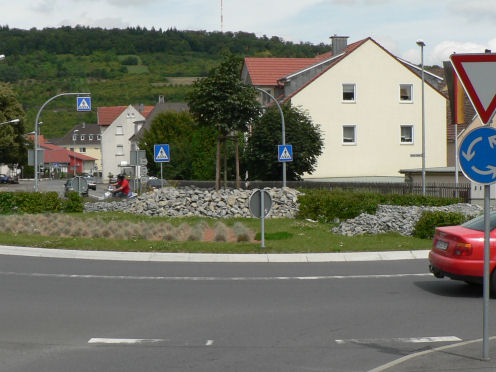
xmin=331 ymin=203 xmax=483 ymax=237
xmin=84 ymin=186 xmax=301 ymax=218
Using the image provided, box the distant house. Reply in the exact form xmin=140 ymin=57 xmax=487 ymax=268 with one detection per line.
xmin=97 ymin=104 xmax=154 ymax=180
xmin=242 ymin=36 xmax=447 ymax=181
xmin=28 ymin=135 xmax=97 ymax=175
xmin=130 ymin=95 xmax=189 ymax=149
xmin=48 ymin=123 xmax=102 ymax=175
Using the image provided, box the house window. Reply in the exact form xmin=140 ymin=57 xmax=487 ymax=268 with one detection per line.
xmin=400 ymin=125 xmax=414 ymax=144
xmin=116 ymin=125 xmax=123 ymax=135
xmin=342 ymin=84 xmax=356 ymax=102
xmin=72 ymin=134 xmax=77 ymax=141
xmin=79 ymin=147 xmax=86 ymax=153
xmin=400 ymin=84 xmax=413 ymax=102
xmin=97 ymin=135 xmax=101 ymax=140
xmin=116 ymin=145 xmax=124 ymax=156
xmin=89 ymin=135 xmax=93 ymax=141
xmin=343 ymin=125 xmax=356 ymax=145
xmin=80 ymin=135 xmax=85 ymax=141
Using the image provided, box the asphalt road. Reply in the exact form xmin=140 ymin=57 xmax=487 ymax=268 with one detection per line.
xmin=0 ymin=256 xmax=494 ymax=372
xmin=0 ymin=179 xmax=109 ymax=198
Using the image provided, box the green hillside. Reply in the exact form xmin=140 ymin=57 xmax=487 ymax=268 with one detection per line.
xmin=0 ymin=26 xmax=330 ymax=138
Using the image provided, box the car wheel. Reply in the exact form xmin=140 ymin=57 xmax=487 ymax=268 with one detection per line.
xmin=490 ymin=270 xmax=496 ymax=298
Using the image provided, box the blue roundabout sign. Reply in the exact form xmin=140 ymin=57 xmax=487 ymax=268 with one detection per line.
xmin=459 ymin=126 xmax=496 ymax=184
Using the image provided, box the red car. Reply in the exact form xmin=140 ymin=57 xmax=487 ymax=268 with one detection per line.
xmin=429 ymin=213 xmax=496 ymax=295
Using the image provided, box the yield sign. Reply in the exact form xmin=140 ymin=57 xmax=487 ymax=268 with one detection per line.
xmin=450 ymin=53 xmax=496 ymax=124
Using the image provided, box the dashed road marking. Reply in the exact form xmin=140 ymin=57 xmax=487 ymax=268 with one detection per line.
xmin=336 ymin=336 xmax=462 ymax=344
xmin=88 ymin=338 xmax=165 ymax=345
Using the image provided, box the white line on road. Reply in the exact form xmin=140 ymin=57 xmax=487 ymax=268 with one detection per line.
xmin=206 ymin=340 xmax=214 ymax=346
xmin=88 ymin=338 xmax=165 ymax=344
xmin=335 ymin=336 xmax=462 ymax=345
xmin=0 ymin=271 xmax=432 ymax=281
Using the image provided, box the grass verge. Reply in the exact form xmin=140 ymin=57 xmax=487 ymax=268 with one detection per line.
xmin=0 ymin=212 xmax=432 ymax=253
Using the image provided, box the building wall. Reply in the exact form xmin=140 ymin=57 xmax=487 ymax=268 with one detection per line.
xmin=101 ymin=105 xmax=145 ymax=181
xmin=290 ymin=40 xmax=447 ymax=179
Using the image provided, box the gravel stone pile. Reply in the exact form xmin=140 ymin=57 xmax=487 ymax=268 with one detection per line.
xmin=331 ymin=203 xmax=483 ymax=236
xmin=85 ymin=186 xmax=301 ymax=218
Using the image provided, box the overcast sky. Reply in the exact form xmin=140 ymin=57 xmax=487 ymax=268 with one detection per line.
xmin=1 ymin=0 xmax=495 ymax=65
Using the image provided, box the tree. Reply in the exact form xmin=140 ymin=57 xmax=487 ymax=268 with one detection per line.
xmin=138 ymin=111 xmax=217 ymax=180
xmin=187 ymin=54 xmax=261 ymax=189
xmin=0 ymin=82 xmax=26 ymax=166
xmin=244 ymin=104 xmax=323 ymax=181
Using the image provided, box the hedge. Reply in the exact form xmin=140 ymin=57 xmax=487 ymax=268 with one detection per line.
xmin=0 ymin=191 xmax=83 ymax=214
xmin=297 ymin=189 xmax=463 ymax=223
xmin=413 ymin=211 xmax=472 ymax=239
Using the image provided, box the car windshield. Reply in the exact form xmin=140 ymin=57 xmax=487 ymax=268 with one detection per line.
xmin=461 ymin=212 xmax=496 ymax=231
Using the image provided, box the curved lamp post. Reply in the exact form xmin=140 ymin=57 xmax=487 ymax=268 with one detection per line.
xmin=34 ymin=92 xmax=90 ymax=191
xmin=254 ymin=87 xmax=287 ymax=187
xmin=0 ymin=118 xmax=20 ymax=126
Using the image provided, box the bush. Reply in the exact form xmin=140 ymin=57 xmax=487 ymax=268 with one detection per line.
xmin=63 ymin=191 xmax=84 ymax=213
xmin=0 ymin=191 xmax=82 ymax=214
xmin=413 ymin=211 xmax=471 ymax=239
xmin=297 ymin=189 xmax=463 ymax=223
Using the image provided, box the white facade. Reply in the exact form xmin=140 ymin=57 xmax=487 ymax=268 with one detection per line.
xmin=289 ymin=39 xmax=447 ymax=179
xmin=100 ymin=105 xmax=145 ymax=180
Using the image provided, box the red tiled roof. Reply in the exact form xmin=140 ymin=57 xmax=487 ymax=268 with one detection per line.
xmin=97 ymin=106 xmax=127 ymax=126
xmin=244 ymin=58 xmax=321 ymax=86
xmin=40 ymin=143 xmax=96 ymax=162
xmin=98 ymin=105 xmax=155 ymax=126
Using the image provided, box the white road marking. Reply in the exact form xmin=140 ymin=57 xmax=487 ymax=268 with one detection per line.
xmin=88 ymin=338 xmax=165 ymax=344
xmin=0 ymin=271 xmax=431 ymax=281
xmin=206 ymin=340 xmax=214 ymax=346
xmin=336 ymin=336 xmax=462 ymax=345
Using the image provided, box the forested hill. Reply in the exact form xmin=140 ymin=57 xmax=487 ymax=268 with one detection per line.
xmin=0 ymin=26 xmax=330 ymax=138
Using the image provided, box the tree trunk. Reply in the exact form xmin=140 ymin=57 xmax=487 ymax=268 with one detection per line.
xmin=216 ymin=137 xmax=221 ymax=191
xmin=235 ymin=137 xmax=240 ymax=189
xmin=223 ymin=138 xmax=227 ymax=188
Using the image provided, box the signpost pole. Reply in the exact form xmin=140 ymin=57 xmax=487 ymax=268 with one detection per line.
xmin=483 ymin=184 xmax=490 ymax=360
xmin=260 ymin=189 xmax=265 ymax=249
xmin=160 ymin=163 xmax=164 ymax=189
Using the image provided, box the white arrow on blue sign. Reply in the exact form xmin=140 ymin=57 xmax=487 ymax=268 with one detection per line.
xmin=278 ymin=145 xmax=293 ymax=162
xmin=154 ymin=144 xmax=170 ymax=163
xmin=459 ymin=126 xmax=496 ymax=184
xmin=76 ymin=97 xmax=91 ymax=112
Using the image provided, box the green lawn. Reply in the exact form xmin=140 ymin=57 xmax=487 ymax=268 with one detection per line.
xmin=0 ymin=213 xmax=432 ymax=253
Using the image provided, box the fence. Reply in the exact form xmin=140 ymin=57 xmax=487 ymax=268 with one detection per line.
xmin=172 ymin=180 xmax=471 ymax=202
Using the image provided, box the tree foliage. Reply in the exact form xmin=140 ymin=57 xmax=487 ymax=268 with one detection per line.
xmin=244 ymin=104 xmax=323 ymax=181
xmin=187 ymin=54 xmax=261 ymax=135
xmin=138 ymin=111 xmax=217 ymax=180
xmin=0 ymin=83 xmax=26 ymax=165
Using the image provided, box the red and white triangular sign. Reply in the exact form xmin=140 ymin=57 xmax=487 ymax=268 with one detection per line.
xmin=450 ymin=53 xmax=496 ymax=124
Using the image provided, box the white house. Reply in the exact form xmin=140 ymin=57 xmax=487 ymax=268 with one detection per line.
xmin=242 ymin=36 xmax=447 ymax=180
xmin=97 ymin=104 xmax=154 ymax=180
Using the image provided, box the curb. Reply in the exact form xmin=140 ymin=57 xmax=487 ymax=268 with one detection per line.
xmin=0 ymin=245 xmax=430 ymax=263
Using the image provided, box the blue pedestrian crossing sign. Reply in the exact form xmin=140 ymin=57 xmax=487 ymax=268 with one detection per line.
xmin=154 ymin=144 xmax=170 ymax=163
xmin=76 ymin=97 xmax=91 ymax=112
xmin=278 ymin=145 xmax=293 ymax=162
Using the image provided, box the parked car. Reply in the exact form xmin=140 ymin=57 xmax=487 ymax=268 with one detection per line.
xmin=429 ymin=212 xmax=496 ymax=295
xmin=0 ymin=173 xmax=18 ymax=184
xmin=82 ymin=174 xmax=96 ymax=190
xmin=146 ymin=178 xmax=168 ymax=189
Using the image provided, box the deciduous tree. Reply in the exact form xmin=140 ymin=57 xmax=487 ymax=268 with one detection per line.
xmin=0 ymin=82 xmax=26 ymax=166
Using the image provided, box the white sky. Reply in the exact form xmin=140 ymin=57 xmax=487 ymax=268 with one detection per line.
xmin=1 ymin=0 xmax=495 ymax=65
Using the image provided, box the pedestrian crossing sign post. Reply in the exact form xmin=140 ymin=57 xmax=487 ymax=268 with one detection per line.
xmin=278 ymin=145 xmax=293 ymax=162
xmin=76 ymin=97 xmax=91 ymax=112
xmin=154 ymin=144 xmax=170 ymax=163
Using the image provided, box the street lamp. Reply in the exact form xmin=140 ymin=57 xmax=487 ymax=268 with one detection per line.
xmin=73 ymin=129 xmax=79 ymax=176
xmin=254 ymin=87 xmax=287 ymax=187
xmin=416 ymin=39 xmax=426 ymax=196
xmin=0 ymin=118 xmax=20 ymax=126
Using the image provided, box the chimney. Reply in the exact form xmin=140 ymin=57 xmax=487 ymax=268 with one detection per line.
xmin=82 ymin=122 xmax=86 ymax=129
xmin=330 ymin=35 xmax=349 ymax=56
xmin=158 ymin=95 xmax=165 ymax=104
xmin=140 ymin=103 xmax=144 ymax=112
